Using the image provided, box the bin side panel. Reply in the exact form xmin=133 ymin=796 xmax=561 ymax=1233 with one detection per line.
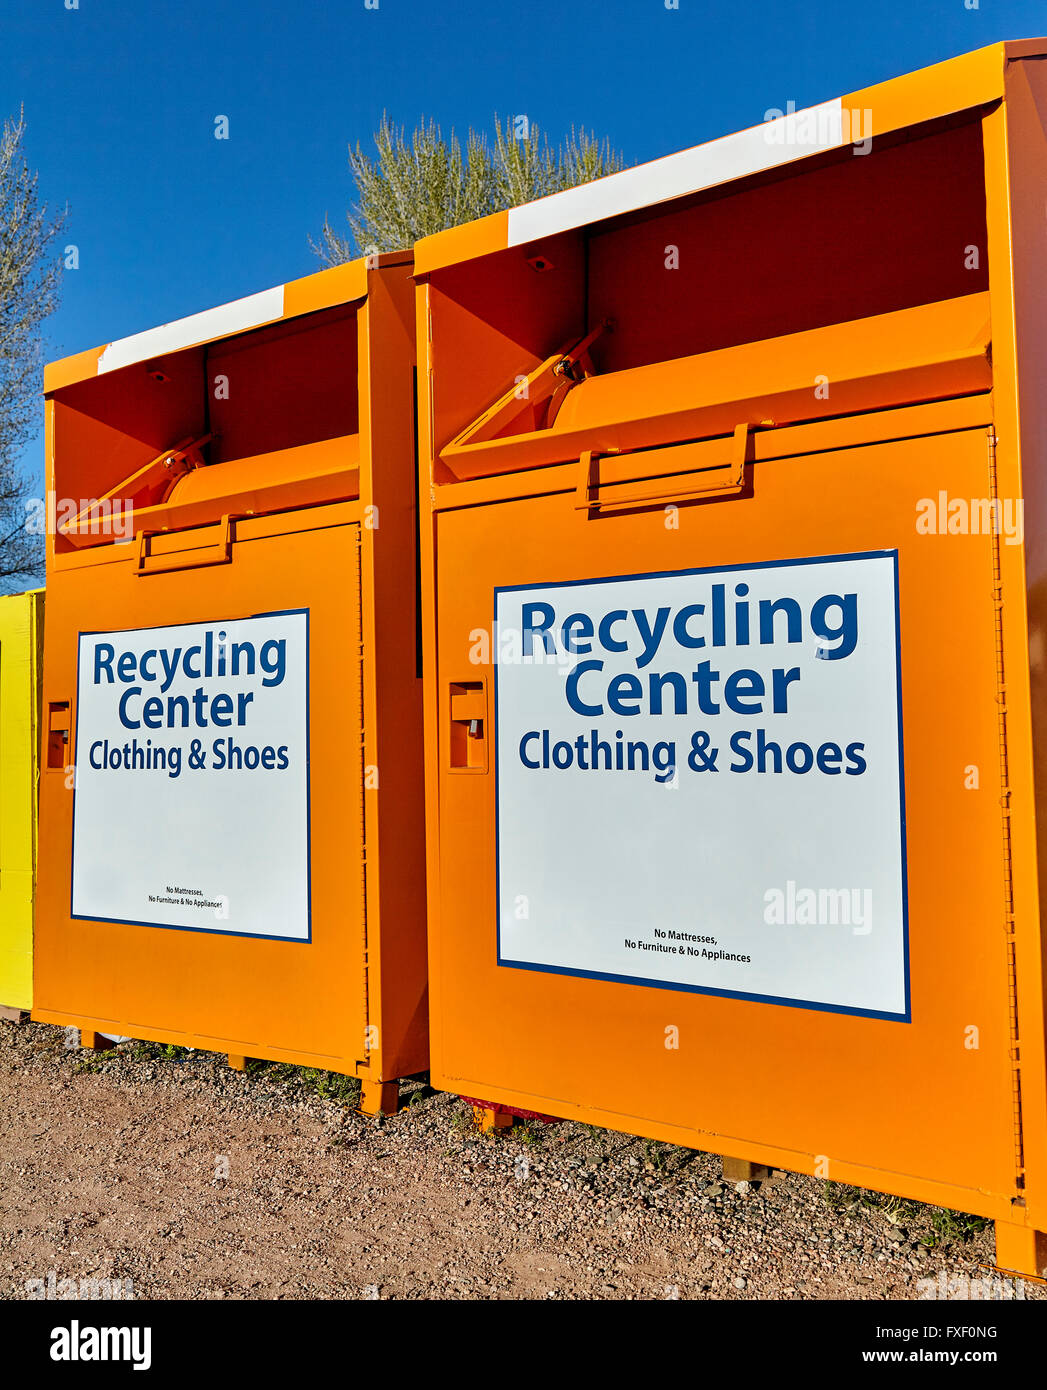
xmin=987 ymin=57 xmax=1047 ymax=1232
xmin=359 ymin=266 xmax=429 ymax=1079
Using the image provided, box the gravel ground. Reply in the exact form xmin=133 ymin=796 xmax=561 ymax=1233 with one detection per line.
xmin=1 ymin=1017 xmax=1040 ymax=1302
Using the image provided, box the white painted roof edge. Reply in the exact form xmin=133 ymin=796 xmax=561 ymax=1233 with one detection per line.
xmin=507 ymin=98 xmax=847 ymax=247
xmin=96 ymin=284 xmax=286 ymax=375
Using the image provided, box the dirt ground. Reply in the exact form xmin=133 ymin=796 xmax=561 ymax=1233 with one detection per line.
xmin=0 ymin=1018 xmax=1040 ymax=1302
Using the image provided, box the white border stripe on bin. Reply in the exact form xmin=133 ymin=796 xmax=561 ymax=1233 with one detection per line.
xmin=507 ymin=98 xmax=845 ymax=246
xmin=97 ymin=285 xmax=286 ymax=374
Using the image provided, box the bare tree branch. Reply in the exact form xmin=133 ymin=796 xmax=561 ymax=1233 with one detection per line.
xmin=0 ymin=109 xmax=64 ymax=588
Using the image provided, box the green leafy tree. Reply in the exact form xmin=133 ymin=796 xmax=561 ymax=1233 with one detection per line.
xmin=314 ymin=115 xmax=625 ymax=263
xmin=0 ymin=110 xmax=63 ymax=589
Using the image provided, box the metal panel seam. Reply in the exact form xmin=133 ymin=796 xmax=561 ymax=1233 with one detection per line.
xmin=989 ymin=423 xmax=1027 ymax=1192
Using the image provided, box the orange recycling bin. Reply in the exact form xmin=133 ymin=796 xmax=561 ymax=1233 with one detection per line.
xmin=34 ymin=255 xmax=427 ymax=1113
xmin=415 ymin=41 xmax=1047 ymax=1273
xmin=0 ymin=589 xmax=43 ymax=1014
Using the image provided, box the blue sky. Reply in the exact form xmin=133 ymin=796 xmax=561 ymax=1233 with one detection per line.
xmin=2 ymin=0 xmax=1044 ymax=484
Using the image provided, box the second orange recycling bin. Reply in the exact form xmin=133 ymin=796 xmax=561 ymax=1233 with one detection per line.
xmin=415 ymin=41 xmax=1047 ymax=1273
xmin=34 ymin=255 xmax=427 ymax=1112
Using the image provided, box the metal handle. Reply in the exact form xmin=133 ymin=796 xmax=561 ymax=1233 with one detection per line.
xmin=135 ymin=514 xmax=235 ymax=576
xmin=575 ymin=423 xmax=750 ymax=515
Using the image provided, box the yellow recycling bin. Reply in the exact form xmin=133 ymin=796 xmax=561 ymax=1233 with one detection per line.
xmin=0 ymin=589 xmax=43 ymax=1014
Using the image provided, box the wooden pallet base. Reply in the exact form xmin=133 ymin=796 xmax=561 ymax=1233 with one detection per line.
xmin=722 ymin=1155 xmax=771 ymax=1184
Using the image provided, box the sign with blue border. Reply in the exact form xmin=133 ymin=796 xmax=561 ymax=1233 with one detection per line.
xmin=494 ymin=552 xmax=909 ymax=1021
xmin=71 ymin=609 xmax=311 ymax=943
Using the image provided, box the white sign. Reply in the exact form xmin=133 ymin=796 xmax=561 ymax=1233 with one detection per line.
xmin=72 ymin=610 xmax=310 ymax=941
xmin=495 ymin=552 xmax=908 ymax=1020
